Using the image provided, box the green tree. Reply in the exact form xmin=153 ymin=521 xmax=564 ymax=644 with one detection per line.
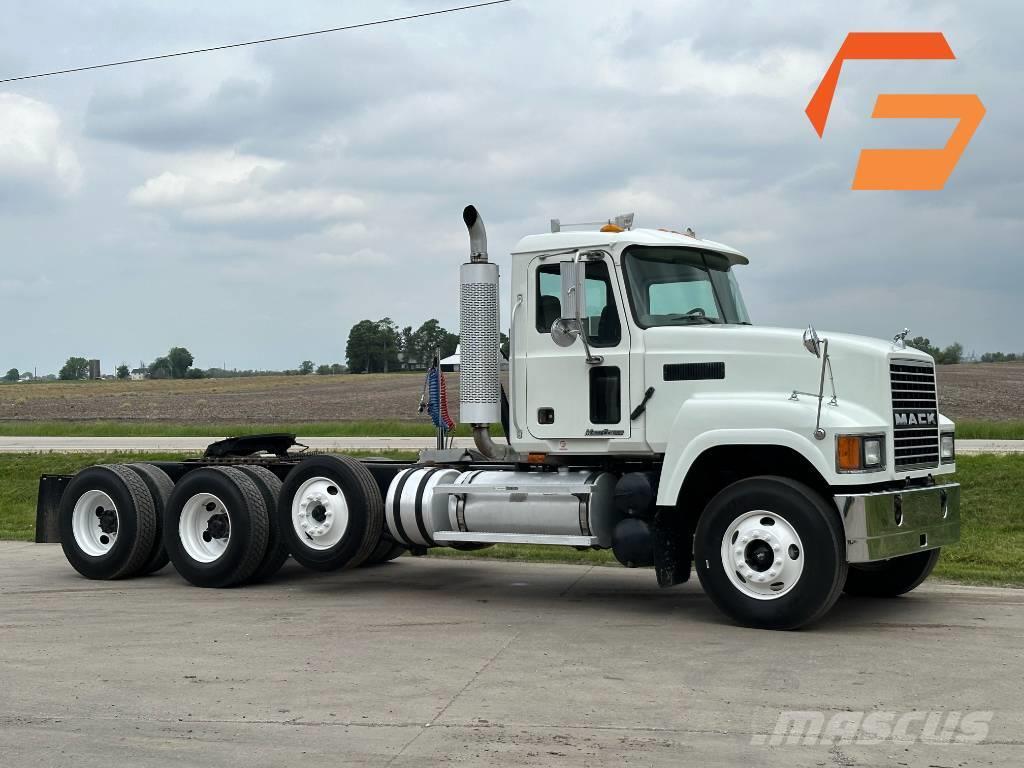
xmin=400 ymin=326 xmax=415 ymax=367
xmin=908 ymin=336 xmax=963 ymax=365
xmin=299 ymin=360 xmax=315 ymax=375
xmin=908 ymin=336 xmax=939 ymax=359
xmin=330 ymin=363 xmax=345 ymax=375
xmin=937 ymin=342 xmax=963 ymax=365
xmin=441 ymin=331 xmax=459 ymax=358
xmin=3 ymin=368 xmax=19 ymax=382
xmin=59 ymin=357 xmax=89 ymax=380
xmin=116 ymin=364 xmax=130 ymax=380
xmin=981 ymin=352 xmax=1021 ymax=363
xmin=411 ymin=319 xmax=458 ymax=369
xmin=346 ymin=320 xmax=379 ymax=373
xmin=316 ymin=364 xmax=332 ymax=375
xmin=149 ymin=356 xmax=172 ymax=379
xmin=167 ymin=347 xmax=195 ymax=379
xmin=376 ymin=318 xmax=400 ymax=373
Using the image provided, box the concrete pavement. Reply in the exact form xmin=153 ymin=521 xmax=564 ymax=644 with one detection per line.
xmin=1 ymin=542 xmax=1021 ymax=767
xmin=0 ymin=435 xmax=1020 ymax=454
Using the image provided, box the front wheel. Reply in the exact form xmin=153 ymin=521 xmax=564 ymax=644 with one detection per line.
xmin=843 ymin=549 xmax=940 ymax=597
xmin=694 ymin=476 xmax=847 ymax=630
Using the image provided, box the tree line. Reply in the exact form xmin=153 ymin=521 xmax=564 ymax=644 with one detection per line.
xmin=907 ymin=337 xmax=1024 ymax=365
xmin=345 ymin=318 xmax=459 ymax=374
xmin=907 ymin=337 xmax=964 ymax=365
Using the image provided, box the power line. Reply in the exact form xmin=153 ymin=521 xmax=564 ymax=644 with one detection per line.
xmin=0 ymin=1 xmax=512 ymax=85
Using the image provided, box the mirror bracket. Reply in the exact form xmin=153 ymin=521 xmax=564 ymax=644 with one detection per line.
xmin=793 ymin=326 xmax=838 ymax=440
xmin=558 ymin=251 xmax=606 ymax=365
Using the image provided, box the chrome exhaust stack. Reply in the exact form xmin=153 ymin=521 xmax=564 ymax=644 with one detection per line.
xmin=461 ymin=205 xmax=516 ymax=461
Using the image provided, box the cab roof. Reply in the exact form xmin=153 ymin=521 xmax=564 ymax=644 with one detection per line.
xmin=510 ymin=228 xmax=748 ymax=266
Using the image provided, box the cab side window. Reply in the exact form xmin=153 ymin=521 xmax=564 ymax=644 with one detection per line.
xmin=535 ymin=262 xmax=621 ymax=347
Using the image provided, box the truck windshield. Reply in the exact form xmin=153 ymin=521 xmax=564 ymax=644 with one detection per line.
xmin=622 ymin=246 xmax=751 ymax=327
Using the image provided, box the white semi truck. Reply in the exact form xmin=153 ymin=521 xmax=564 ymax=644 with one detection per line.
xmin=38 ymin=206 xmax=960 ymax=629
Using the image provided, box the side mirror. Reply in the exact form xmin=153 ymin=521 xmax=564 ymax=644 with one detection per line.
xmin=550 ymin=318 xmax=578 ymax=348
xmin=803 ymin=326 xmax=822 ymax=358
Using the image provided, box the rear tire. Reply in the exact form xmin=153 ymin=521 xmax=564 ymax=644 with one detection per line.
xmin=164 ymin=467 xmax=270 ymax=588
xmin=59 ymin=465 xmax=158 ymax=580
xmin=278 ymin=455 xmax=384 ymax=572
xmin=843 ymin=549 xmax=940 ymax=597
xmin=126 ymin=463 xmax=174 ymax=575
xmin=694 ymin=476 xmax=847 ymax=630
xmin=236 ymin=465 xmax=290 ymax=583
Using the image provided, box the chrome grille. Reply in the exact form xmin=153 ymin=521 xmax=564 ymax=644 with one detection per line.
xmin=890 ymin=361 xmax=939 ymax=470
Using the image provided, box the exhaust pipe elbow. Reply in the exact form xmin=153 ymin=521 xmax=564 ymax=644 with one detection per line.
xmin=472 ymin=425 xmax=517 ymax=462
xmin=463 ymin=205 xmax=488 ymax=263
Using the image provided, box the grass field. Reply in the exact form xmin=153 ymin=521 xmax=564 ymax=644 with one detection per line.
xmin=951 ymin=420 xmax=1024 ymax=440
xmin=2 ymin=453 xmax=1021 ymax=586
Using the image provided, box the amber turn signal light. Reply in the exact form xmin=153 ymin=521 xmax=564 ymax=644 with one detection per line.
xmin=836 ymin=435 xmax=863 ymax=472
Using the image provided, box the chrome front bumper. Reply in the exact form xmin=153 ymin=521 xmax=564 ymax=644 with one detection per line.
xmin=835 ymin=483 xmax=960 ymax=563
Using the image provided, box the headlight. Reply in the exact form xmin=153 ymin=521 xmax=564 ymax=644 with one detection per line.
xmin=941 ymin=432 xmax=955 ymax=463
xmin=863 ymin=438 xmax=883 ymax=468
xmin=836 ymin=434 xmax=886 ymax=473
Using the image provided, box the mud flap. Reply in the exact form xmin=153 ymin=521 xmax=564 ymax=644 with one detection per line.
xmin=35 ymin=474 xmax=72 ymax=543
xmin=651 ymin=511 xmax=692 ymax=588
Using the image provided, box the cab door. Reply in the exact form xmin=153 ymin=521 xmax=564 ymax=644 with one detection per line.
xmin=524 ymin=254 xmax=631 ymax=441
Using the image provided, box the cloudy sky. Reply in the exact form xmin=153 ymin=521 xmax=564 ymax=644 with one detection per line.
xmin=1 ymin=0 xmax=1020 ymax=374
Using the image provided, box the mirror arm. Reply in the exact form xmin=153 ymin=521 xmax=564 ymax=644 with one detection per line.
xmin=573 ymin=250 xmax=604 ymax=365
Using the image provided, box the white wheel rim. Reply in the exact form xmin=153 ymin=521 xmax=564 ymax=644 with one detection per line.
xmin=72 ymin=490 xmax=119 ymax=557
xmin=291 ymin=476 xmax=349 ymax=550
xmin=179 ymin=493 xmax=232 ymax=563
xmin=720 ymin=510 xmax=805 ymax=600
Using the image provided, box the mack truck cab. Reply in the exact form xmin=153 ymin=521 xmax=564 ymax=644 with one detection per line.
xmin=44 ymin=205 xmax=960 ymax=631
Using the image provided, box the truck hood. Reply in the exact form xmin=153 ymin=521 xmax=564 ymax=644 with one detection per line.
xmin=641 ymin=324 xmax=936 ymax=430
xmin=643 ymin=324 xmax=931 ymax=364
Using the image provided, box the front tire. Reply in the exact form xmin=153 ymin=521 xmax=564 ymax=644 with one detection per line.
xmin=843 ymin=549 xmax=940 ymax=597
xmin=694 ymin=476 xmax=847 ymax=630
xmin=277 ymin=455 xmax=384 ymax=572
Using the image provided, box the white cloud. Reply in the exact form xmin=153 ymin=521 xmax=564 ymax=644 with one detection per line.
xmin=185 ymin=189 xmax=364 ymax=225
xmin=304 ymin=248 xmax=393 ymax=268
xmin=128 ymin=151 xmax=283 ymax=206
xmin=610 ymin=40 xmax=823 ymax=99
xmin=0 ymin=94 xmax=82 ymax=198
xmin=129 ymin=151 xmax=364 ymax=230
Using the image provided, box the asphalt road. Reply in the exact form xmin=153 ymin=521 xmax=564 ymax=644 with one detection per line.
xmin=0 ymin=435 xmax=1020 ymax=454
xmin=1 ymin=542 xmax=1021 ymax=767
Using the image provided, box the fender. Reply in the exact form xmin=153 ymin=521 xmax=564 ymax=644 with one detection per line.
xmin=655 ymin=397 xmax=836 ymax=507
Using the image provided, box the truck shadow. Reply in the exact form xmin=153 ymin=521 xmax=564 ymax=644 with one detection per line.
xmin=237 ymin=558 xmax=956 ymax=633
